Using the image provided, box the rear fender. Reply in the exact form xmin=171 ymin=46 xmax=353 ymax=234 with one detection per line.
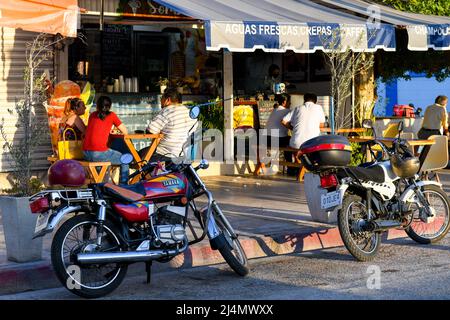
xmin=33 ymin=205 xmax=82 ymax=238
xmin=333 ymin=183 xmax=349 ymax=211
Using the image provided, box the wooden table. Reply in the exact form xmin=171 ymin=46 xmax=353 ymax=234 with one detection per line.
xmin=320 ymin=128 xmax=366 ymax=134
xmin=348 ymin=136 xmax=435 ymax=165
xmin=348 ymin=136 xmax=435 ymax=146
xmin=110 ymin=133 xmax=163 ymax=168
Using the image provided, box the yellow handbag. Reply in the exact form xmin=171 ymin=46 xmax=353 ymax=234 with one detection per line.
xmin=57 ymin=127 xmax=84 ymax=160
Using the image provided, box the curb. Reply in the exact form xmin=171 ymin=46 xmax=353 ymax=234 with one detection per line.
xmin=0 ymin=227 xmax=408 ymax=296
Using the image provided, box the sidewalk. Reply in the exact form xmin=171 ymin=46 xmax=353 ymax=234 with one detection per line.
xmin=1 ymin=173 xmax=438 ymax=295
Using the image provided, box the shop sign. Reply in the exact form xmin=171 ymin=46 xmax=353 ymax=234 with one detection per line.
xmin=117 ymin=0 xmax=190 ymax=19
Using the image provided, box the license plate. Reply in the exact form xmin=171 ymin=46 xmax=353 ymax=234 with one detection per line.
xmin=35 ymin=212 xmax=50 ymax=233
xmin=321 ymin=191 xmax=341 ymax=209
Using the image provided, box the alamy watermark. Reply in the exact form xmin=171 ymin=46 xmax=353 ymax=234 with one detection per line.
xmin=367 ymin=5 xmax=381 ymax=29
xmin=366 ymin=265 xmax=381 ymax=290
xmin=66 ymin=265 xmax=81 ymax=290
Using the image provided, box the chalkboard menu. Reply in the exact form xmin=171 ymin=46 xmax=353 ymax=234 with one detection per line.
xmin=102 ymin=24 xmax=132 ymax=78
xmin=257 ymin=100 xmax=276 ymax=128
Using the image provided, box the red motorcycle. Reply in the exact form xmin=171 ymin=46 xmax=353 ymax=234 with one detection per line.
xmin=29 ymin=107 xmax=248 ymax=298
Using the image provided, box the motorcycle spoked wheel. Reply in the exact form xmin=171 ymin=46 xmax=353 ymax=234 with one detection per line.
xmin=405 ymin=185 xmax=450 ymax=244
xmin=338 ymin=195 xmax=381 ymax=262
xmin=51 ymin=214 xmax=128 ymax=299
xmin=212 ymin=207 xmax=249 ymax=276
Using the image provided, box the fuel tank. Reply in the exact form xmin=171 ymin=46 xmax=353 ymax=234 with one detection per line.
xmin=142 ymin=172 xmax=188 ymax=200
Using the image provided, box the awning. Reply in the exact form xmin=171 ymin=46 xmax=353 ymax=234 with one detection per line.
xmin=153 ymin=0 xmax=396 ymax=53
xmin=0 ymin=0 xmax=79 ymax=37
xmin=318 ymin=0 xmax=450 ymax=50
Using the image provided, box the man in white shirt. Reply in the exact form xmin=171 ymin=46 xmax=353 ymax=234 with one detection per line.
xmin=282 ymin=93 xmax=325 ymax=149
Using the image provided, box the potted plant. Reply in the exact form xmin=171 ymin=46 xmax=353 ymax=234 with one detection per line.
xmin=0 ymin=34 xmax=60 ymax=262
xmin=157 ymin=77 xmax=169 ymax=94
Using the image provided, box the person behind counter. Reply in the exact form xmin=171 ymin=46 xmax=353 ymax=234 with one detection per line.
xmin=418 ymin=95 xmax=449 ymax=140
xmin=264 ymin=64 xmax=281 ymax=94
xmin=59 ymin=97 xmax=86 ymax=140
xmin=83 ymin=95 xmax=129 ymax=184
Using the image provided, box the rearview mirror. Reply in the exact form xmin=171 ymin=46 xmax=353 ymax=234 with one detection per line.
xmin=362 ymin=119 xmax=373 ymax=129
xmin=120 ymin=153 xmax=133 ymax=165
xmin=189 ymin=106 xmax=200 ymax=119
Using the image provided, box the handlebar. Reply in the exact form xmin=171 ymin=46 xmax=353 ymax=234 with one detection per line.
xmin=367 ymin=136 xmax=412 ymax=160
xmin=127 ymin=159 xmax=207 ymax=182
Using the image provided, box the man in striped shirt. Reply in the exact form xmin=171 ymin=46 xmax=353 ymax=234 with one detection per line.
xmin=145 ymin=88 xmax=198 ymax=161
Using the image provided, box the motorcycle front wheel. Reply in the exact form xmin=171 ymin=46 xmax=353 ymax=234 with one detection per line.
xmin=51 ymin=214 xmax=128 ymax=299
xmin=405 ymin=185 xmax=450 ymax=244
xmin=213 ymin=206 xmax=249 ymax=276
xmin=338 ymin=194 xmax=381 ymax=262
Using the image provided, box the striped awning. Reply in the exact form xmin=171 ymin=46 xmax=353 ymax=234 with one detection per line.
xmin=320 ymin=0 xmax=450 ymax=51
xmin=0 ymin=0 xmax=79 ymax=37
xmin=154 ymin=0 xmax=396 ymax=53
xmin=154 ymin=0 xmax=450 ymax=52
xmin=206 ymin=21 xmax=396 ymax=53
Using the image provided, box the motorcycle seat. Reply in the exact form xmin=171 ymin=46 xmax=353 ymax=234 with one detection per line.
xmin=103 ymin=183 xmax=146 ymax=203
xmin=338 ymin=165 xmax=385 ymax=183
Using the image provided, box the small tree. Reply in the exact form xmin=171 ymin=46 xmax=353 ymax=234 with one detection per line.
xmin=0 ymin=34 xmax=65 ymax=196
xmin=320 ymin=30 xmax=376 ymax=130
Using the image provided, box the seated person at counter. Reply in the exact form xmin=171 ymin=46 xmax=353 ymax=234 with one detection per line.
xmin=282 ymin=93 xmax=325 ymax=149
xmin=59 ymin=97 xmax=86 ymax=140
xmin=83 ymin=95 xmax=129 ymax=184
xmin=143 ymin=88 xmax=198 ymax=161
xmin=265 ymin=93 xmax=291 ymax=148
xmin=263 ymin=93 xmax=293 ymax=169
xmin=418 ymin=95 xmax=449 ymax=140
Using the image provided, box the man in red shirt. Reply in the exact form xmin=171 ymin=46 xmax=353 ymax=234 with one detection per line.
xmin=83 ymin=96 xmax=128 ymax=184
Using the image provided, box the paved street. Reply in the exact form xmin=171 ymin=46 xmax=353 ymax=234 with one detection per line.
xmin=1 ymin=236 xmax=448 ymax=300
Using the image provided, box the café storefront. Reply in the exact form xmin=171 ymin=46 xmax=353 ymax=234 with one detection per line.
xmin=68 ymin=0 xmax=223 ymax=139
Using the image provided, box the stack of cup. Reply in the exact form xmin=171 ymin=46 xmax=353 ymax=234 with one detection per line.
xmin=119 ymin=75 xmax=125 ymax=92
xmin=125 ymin=78 xmax=132 ymax=92
xmin=113 ymin=79 xmax=120 ymax=92
xmin=132 ymin=77 xmax=139 ymax=93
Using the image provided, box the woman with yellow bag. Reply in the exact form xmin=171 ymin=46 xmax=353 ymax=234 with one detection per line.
xmin=57 ymin=98 xmax=86 ymax=160
xmin=59 ymin=97 xmax=86 ymax=141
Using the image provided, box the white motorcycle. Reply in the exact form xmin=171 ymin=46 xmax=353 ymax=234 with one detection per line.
xmin=299 ymin=120 xmax=450 ymax=261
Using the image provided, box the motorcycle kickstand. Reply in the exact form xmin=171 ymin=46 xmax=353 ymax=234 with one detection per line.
xmin=145 ymin=261 xmax=152 ymax=284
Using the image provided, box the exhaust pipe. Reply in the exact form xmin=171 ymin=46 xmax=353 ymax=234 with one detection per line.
xmin=76 ymin=241 xmax=188 ymax=265
xmin=370 ymin=220 xmax=402 ymax=232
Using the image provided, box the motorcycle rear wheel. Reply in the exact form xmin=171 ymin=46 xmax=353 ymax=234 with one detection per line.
xmin=51 ymin=214 xmax=128 ymax=299
xmin=405 ymin=185 xmax=450 ymax=244
xmin=213 ymin=207 xmax=249 ymax=276
xmin=338 ymin=194 xmax=381 ymax=262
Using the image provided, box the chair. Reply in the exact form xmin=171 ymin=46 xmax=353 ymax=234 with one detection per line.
xmin=370 ymin=123 xmax=401 ymax=155
xmin=419 ymin=135 xmax=448 ymax=183
xmin=382 ymin=123 xmax=400 ymax=138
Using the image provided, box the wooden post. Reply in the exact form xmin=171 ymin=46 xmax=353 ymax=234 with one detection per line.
xmin=55 ymin=40 xmax=69 ymax=83
xmin=223 ymin=49 xmax=234 ymax=162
